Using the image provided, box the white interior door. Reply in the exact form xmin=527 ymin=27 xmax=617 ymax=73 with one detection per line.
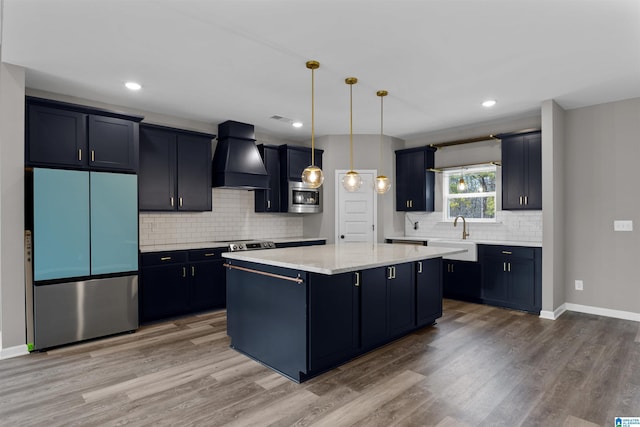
xmin=336 ymin=170 xmax=377 ymax=244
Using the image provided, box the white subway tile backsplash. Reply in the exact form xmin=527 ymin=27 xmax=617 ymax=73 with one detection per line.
xmin=404 ymin=210 xmax=542 ymax=243
xmin=139 ymin=189 xmax=303 ymax=246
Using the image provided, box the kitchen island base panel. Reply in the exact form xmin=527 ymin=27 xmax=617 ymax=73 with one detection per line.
xmin=225 ymin=257 xmax=443 ymax=383
xmin=226 ymin=261 xmax=307 ymax=380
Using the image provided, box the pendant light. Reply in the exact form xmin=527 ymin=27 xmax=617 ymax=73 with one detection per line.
xmin=342 ymin=77 xmax=362 ymax=192
xmin=375 ymin=90 xmax=391 ymax=194
xmin=457 ymin=168 xmax=467 ymax=191
xmin=301 ymin=60 xmax=324 ymax=188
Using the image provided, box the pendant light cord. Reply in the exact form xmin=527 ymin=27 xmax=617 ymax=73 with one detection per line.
xmin=349 ymin=82 xmax=354 ymax=171
xmin=379 ymin=93 xmax=384 ymax=174
xmin=311 ymin=66 xmax=315 ymax=166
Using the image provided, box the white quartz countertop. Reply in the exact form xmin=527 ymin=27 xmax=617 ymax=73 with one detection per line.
xmin=140 ymin=237 xmax=327 ymax=253
xmin=222 ymin=242 xmax=465 ymax=275
xmin=385 ymin=235 xmax=542 ymax=248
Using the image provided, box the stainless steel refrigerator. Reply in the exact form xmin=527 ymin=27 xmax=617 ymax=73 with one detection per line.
xmin=26 ymin=168 xmax=139 ymax=350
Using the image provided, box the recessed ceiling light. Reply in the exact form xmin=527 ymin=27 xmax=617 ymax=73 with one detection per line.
xmin=482 ymin=99 xmax=497 ymax=108
xmin=292 ymin=121 xmax=303 ymax=128
xmin=125 ymin=82 xmax=142 ymax=91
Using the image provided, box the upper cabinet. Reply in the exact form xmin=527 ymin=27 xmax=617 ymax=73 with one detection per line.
xmin=139 ymin=124 xmax=213 ymax=212
xmin=26 ymin=97 xmax=142 ymax=172
xmin=395 ymin=146 xmax=436 ymax=212
xmin=501 ymin=130 xmax=542 ymax=210
xmin=279 ymin=145 xmax=324 ymax=182
xmin=254 ymin=144 xmax=281 ymax=212
xmin=278 ymin=145 xmax=323 ymax=212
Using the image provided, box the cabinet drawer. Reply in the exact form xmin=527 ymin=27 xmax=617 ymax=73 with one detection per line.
xmin=141 ymin=251 xmax=187 ymax=266
xmin=188 ymin=248 xmax=226 ymax=262
xmin=479 ymin=245 xmax=537 ymax=259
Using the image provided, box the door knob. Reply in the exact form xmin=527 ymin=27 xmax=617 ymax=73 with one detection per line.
xmin=340 ymin=235 xmax=345 ymax=239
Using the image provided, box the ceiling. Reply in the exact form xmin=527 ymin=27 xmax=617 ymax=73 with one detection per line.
xmin=2 ymin=0 xmax=640 ymax=142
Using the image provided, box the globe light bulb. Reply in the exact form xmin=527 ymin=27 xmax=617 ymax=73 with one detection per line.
xmin=342 ymin=171 xmax=362 ymax=192
xmin=301 ymin=165 xmax=324 ymax=188
xmin=375 ymin=175 xmax=391 ymax=194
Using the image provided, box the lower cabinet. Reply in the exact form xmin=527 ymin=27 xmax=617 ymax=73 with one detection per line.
xmin=140 ymin=248 xmax=226 ymax=323
xmin=361 ymin=262 xmax=415 ymax=350
xmin=479 ymin=245 xmax=542 ymax=314
xmin=442 ymin=260 xmax=481 ymax=302
xmin=416 ymin=258 xmax=443 ymax=327
xmin=360 ymin=263 xmax=416 ymax=349
xmin=308 ymin=271 xmax=359 ymax=373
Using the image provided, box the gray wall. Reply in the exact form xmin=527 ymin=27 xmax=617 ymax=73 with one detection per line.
xmin=0 ymin=62 xmax=27 ymax=355
xmin=564 ymin=97 xmax=640 ymax=313
xmin=541 ymin=100 xmax=566 ymax=314
xmin=303 ymin=134 xmax=404 ymax=243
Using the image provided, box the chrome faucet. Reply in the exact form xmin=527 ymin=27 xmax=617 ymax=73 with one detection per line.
xmin=453 ymin=215 xmax=470 ymax=240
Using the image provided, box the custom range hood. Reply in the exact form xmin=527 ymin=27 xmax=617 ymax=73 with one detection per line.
xmin=212 ymin=120 xmax=269 ymax=189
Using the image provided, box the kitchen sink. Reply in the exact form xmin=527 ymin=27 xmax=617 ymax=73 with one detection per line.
xmin=427 ymin=239 xmax=477 ymax=262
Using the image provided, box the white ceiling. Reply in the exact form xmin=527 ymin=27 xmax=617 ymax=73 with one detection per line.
xmin=2 ymin=0 xmax=640 ymax=141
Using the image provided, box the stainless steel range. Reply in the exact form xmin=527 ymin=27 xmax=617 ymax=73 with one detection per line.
xmin=227 ymin=240 xmax=276 ymax=251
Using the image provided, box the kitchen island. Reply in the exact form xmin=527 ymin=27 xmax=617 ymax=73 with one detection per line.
xmin=223 ymin=242 xmax=464 ymax=382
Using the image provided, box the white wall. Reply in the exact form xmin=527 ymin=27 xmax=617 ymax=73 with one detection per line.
xmin=0 ymin=62 xmax=27 ymax=358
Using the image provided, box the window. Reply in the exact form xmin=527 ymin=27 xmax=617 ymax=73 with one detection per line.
xmin=443 ymin=165 xmax=496 ymax=222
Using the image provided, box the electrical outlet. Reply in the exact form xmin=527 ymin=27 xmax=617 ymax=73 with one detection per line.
xmin=614 ymin=220 xmax=633 ymax=231
xmin=575 ymin=280 xmax=584 ymax=291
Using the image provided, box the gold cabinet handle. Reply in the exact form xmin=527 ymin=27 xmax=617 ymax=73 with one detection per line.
xmin=91 ymin=150 xmax=95 ymax=162
xmin=204 ymin=253 xmax=215 ymax=257
xmin=170 ymin=197 xmax=174 ymax=207
xmin=524 ymin=196 xmax=528 ymax=205
xmin=502 ymin=251 xmax=512 ymax=255
xmin=519 ymin=196 xmax=523 ymax=205
xmin=508 ymin=262 xmax=511 ymax=272
xmin=78 ymin=149 xmax=82 ymax=161
xmin=267 ymin=200 xmax=271 ymax=209
xmin=354 ymin=272 xmax=360 ymax=287
xmin=191 ymin=266 xmax=195 ymax=276
xmin=503 ymin=262 xmax=507 ymax=272
xmin=179 ymin=197 xmax=183 ymax=207
xmin=182 ymin=267 xmax=186 ymax=278
xmin=418 ymin=261 xmax=423 ymax=274
xmin=160 ymin=256 xmax=172 ymax=261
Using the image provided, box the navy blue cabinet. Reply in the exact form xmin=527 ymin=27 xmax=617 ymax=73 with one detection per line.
xmin=139 ymin=124 xmax=213 ymax=212
xmin=416 ymin=258 xmax=443 ymax=327
xmin=278 ymin=145 xmax=324 ymax=212
xmin=254 ymin=144 xmax=281 ymax=212
xmin=395 ymin=147 xmax=435 ymax=211
xmin=26 ymin=97 xmax=141 ymax=172
xmin=361 ymin=262 xmax=415 ymax=350
xmin=479 ymin=245 xmax=542 ymax=314
xmin=308 ymin=271 xmax=359 ymax=373
xmin=442 ymin=260 xmax=481 ymax=303
xmin=501 ymin=130 xmax=542 ymax=210
xmin=140 ymin=247 xmax=226 ymax=323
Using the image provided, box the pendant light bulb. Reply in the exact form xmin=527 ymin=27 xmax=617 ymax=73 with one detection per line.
xmin=343 ymin=77 xmax=361 ymax=192
xmin=375 ymin=90 xmax=391 ymax=194
xmin=457 ymin=169 xmax=467 ymax=191
xmin=343 ymin=170 xmax=363 ymax=192
xmin=375 ymin=175 xmax=391 ymax=194
xmin=301 ymin=60 xmax=324 ymax=189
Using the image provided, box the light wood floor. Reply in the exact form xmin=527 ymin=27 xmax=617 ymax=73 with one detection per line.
xmin=1 ymin=300 xmax=639 ymax=426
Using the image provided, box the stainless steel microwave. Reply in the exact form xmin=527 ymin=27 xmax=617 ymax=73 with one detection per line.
xmin=288 ymin=181 xmax=322 ymax=213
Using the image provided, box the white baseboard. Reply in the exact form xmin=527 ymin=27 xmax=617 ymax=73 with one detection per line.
xmin=565 ymin=303 xmax=640 ymax=322
xmin=0 ymin=343 xmax=30 ymax=360
xmin=539 ymin=303 xmax=567 ymax=320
